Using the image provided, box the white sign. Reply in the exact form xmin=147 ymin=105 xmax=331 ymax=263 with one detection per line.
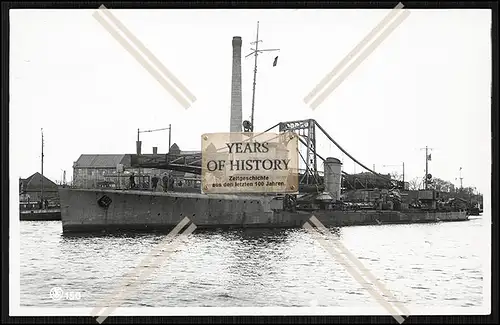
xmin=201 ymin=132 xmax=299 ymax=194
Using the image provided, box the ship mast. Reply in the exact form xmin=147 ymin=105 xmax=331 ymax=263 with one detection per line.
xmin=459 ymin=167 xmax=463 ymax=190
xmin=420 ymin=145 xmax=433 ymax=190
xmin=245 ymin=21 xmax=280 ymax=132
xmin=425 ymin=146 xmax=428 ymax=189
xmin=41 ymin=128 xmax=44 ymax=205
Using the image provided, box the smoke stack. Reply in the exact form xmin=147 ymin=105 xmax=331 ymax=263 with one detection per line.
xmin=136 ymin=141 xmax=142 ymax=155
xmin=153 ymin=147 xmax=158 ymax=155
xmin=230 ymin=36 xmax=243 ymax=133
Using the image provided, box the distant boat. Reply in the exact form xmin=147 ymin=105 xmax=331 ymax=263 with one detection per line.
xmin=19 ymin=202 xmax=61 ymax=221
xmin=19 ymin=129 xmax=61 ymax=221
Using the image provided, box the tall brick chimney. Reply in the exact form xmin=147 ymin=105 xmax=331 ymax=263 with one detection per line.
xmin=230 ymin=36 xmax=243 ymax=133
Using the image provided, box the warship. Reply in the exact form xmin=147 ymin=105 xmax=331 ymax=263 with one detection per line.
xmin=58 ymin=35 xmax=469 ymax=233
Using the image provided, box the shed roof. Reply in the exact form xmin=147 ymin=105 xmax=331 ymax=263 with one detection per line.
xmin=74 ymin=154 xmax=128 ymax=168
xmin=20 ymin=172 xmax=58 ymax=191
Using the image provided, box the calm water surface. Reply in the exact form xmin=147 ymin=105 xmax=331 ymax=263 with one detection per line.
xmin=19 ymin=216 xmax=486 ymax=309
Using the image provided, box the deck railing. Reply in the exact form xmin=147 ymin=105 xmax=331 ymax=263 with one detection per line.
xmin=70 ymin=174 xmax=202 ymax=192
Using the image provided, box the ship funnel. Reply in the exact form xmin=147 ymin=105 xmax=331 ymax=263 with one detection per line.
xmin=136 ymin=141 xmax=142 ymax=155
xmin=230 ymin=36 xmax=243 ymax=133
xmin=324 ymin=157 xmax=342 ymax=202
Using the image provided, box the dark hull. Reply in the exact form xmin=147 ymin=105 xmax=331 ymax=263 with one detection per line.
xmin=58 ymin=188 xmax=469 ymax=234
xmin=20 ymin=209 xmax=61 ymax=221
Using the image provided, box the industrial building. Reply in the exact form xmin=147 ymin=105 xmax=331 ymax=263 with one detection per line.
xmin=72 ymin=144 xmax=200 ymax=190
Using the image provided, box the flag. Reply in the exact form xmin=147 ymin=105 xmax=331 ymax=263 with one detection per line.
xmin=273 ymin=56 xmax=278 ymax=67
xmin=427 ymin=154 xmax=432 ymax=161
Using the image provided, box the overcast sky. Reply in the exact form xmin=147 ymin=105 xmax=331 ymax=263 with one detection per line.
xmin=10 ymin=8 xmax=491 ymax=194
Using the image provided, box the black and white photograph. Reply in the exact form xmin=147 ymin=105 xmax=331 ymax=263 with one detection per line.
xmin=8 ymin=4 xmax=492 ymax=321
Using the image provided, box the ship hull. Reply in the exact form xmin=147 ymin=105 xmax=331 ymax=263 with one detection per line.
xmin=58 ymin=188 xmax=469 ymax=233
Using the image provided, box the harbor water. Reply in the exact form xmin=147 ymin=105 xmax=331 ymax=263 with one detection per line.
xmin=19 ymin=216 xmax=486 ymax=310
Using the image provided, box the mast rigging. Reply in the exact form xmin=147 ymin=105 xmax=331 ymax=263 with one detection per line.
xmin=244 ymin=21 xmax=280 ymax=132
